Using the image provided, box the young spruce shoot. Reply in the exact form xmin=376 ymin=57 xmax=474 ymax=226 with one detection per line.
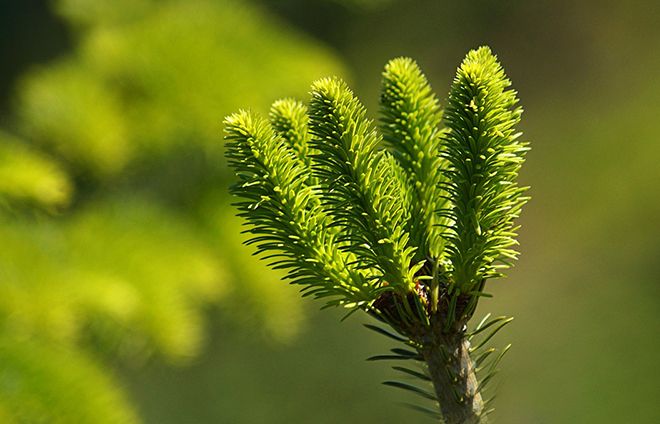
xmin=224 ymin=46 xmax=529 ymax=424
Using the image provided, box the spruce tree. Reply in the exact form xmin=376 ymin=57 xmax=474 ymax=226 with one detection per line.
xmin=225 ymin=46 xmax=529 ymax=423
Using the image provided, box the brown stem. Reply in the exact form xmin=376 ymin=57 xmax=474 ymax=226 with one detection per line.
xmin=420 ymin=323 xmax=487 ymax=424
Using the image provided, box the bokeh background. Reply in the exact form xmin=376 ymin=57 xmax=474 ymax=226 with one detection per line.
xmin=1 ymin=0 xmax=659 ymax=423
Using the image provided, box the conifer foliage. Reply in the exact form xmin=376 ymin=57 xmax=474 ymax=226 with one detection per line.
xmin=225 ymin=46 xmax=529 ymax=423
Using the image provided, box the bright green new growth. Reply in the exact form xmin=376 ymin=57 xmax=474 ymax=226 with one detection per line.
xmin=308 ymin=78 xmax=419 ymax=292
xmin=380 ymin=57 xmax=447 ymax=263
xmin=442 ymin=48 xmax=529 ymax=298
xmin=269 ymin=99 xmax=314 ymax=176
xmin=225 ymin=111 xmax=375 ymax=307
xmin=225 ymin=46 xmax=529 ymax=423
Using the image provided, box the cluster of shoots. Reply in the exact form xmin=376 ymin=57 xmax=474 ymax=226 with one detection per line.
xmin=224 ymin=46 xmax=529 ymax=423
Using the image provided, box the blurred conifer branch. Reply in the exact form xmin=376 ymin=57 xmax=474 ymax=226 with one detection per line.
xmin=226 ymin=46 xmax=529 ymax=423
xmin=0 ymin=0 xmax=351 ymax=421
xmin=0 ymin=131 xmax=72 ymax=210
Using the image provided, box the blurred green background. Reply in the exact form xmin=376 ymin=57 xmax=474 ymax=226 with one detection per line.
xmin=1 ymin=0 xmax=658 ymax=423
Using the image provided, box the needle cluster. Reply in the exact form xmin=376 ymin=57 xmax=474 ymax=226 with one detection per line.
xmin=225 ymin=46 xmax=529 ymax=423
